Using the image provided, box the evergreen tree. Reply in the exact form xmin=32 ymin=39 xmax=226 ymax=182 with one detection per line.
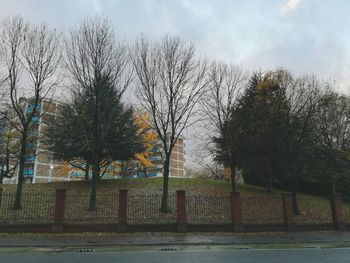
xmin=45 ymin=73 xmax=143 ymax=211
xmin=237 ymin=72 xmax=287 ymax=193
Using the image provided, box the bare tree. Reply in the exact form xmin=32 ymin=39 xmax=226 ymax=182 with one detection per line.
xmin=202 ymin=62 xmax=246 ymax=191
xmin=0 ymin=16 xmax=61 ymax=209
xmin=189 ymin=152 xmax=226 ymax=180
xmin=64 ymin=18 xmax=131 ymax=95
xmin=132 ymin=36 xmax=207 ymax=212
xmin=64 ymin=17 xmax=138 ymax=211
xmin=0 ymin=50 xmax=17 ymax=184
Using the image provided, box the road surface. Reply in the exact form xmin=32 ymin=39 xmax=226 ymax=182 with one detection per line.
xmin=1 ymin=248 xmax=350 ymax=263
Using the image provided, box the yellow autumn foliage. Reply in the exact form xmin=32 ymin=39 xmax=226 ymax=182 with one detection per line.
xmin=133 ymin=111 xmax=159 ymax=168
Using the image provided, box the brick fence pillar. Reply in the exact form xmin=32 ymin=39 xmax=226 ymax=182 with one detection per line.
xmin=176 ymin=190 xmax=187 ymax=232
xmin=230 ymin=192 xmax=243 ymax=232
xmin=52 ymin=189 xmax=67 ymax=233
xmin=117 ymin=189 xmax=128 ymax=232
xmin=330 ymin=193 xmax=345 ymax=231
xmin=282 ymin=193 xmax=296 ymax=231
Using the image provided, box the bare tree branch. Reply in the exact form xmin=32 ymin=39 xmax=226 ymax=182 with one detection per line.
xmin=201 ymin=61 xmax=247 ymax=191
xmin=132 ymin=35 xmax=208 ymax=212
xmin=0 ymin=16 xmax=61 ymax=209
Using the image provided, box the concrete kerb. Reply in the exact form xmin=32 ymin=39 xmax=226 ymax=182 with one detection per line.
xmin=0 ymin=231 xmax=350 ymax=248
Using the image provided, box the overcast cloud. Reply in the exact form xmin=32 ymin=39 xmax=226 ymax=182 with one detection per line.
xmin=1 ymin=0 xmax=349 ymax=167
xmin=0 ymin=0 xmax=349 ymax=94
xmin=280 ymin=0 xmax=302 ymax=15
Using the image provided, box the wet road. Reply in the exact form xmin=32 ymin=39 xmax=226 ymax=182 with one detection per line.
xmin=2 ymin=248 xmax=350 ymax=263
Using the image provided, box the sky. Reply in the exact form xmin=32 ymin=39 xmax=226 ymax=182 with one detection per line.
xmin=1 ymin=0 xmax=349 ymax=167
xmin=0 ymin=0 xmax=349 ymax=94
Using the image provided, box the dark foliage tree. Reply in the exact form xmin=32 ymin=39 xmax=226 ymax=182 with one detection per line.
xmin=314 ymin=93 xmax=350 ymax=194
xmin=237 ymin=71 xmax=288 ymax=193
xmin=44 ymin=102 xmax=91 ymax=178
xmin=233 ymin=70 xmax=329 ymax=214
xmin=46 ymin=17 xmax=143 ymax=211
xmin=45 ymin=73 xmax=143 ymax=211
xmin=278 ymin=74 xmax=326 ymax=213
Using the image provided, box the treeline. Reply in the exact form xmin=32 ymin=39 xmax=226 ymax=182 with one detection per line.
xmin=0 ymin=16 xmax=144 ymax=211
xmin=0 ymin=16 xmax=349 ymax=214
xmin=207 ymin=69 xmax=350 ymax=213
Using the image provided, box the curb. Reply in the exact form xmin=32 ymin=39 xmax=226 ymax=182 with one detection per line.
xmin=1 ymin=239 xmax=350 ymax=248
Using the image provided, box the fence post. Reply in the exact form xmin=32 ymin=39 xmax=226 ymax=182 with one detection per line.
xmin=117 ymin=189 xmax=128 ymax=232
xmin=282 ymin=193 xmax=296 ymax=231
xmin=52 ymin=189 xmax=67 ymax=233
xmin=330 ymin=193 xmax=345 ymax=231
xmin=230 ymin=192 xmax=243 ymax=232
xmin=176 ymin=190 xmax=187 ymax=232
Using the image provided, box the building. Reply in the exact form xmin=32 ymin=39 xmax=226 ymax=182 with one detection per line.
xmin=169 ymin=137 xmax=185 ymax=177
xmin=223 ymin=167 xmax=244 ymax=185
xmin=3 ymin=98 xmax=71 ymax=184
xmin=3 ymin=98 xmax=186 ymax=183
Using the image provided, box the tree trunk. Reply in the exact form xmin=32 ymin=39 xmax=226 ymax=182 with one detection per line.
xmin=13 ymin=137 xmax=27 ymax=210
xmin=89 ymin=162 xmax=99 ymax=211
xmin=229 ymin=163 xmax=237 ymax=192
xmin=292 ymin=189 xmax=301 ymax=215
xmin=84 ymin=163 xmax=90 ymax=181
xmin=160 ymin=158 xmax=170 ymax=213
xmin=266 ymin=174 xmax=273 ymax=193
xmin=331 ymin=175 xmax=336 ymax=194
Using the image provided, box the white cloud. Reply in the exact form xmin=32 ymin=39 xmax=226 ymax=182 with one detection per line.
xmin=78 ymin=0 xmax=102 ymax=13
xmin=280 ymin=0 xmax=302 ymax=15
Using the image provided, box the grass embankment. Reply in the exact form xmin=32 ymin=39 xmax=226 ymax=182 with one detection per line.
xmin=1 ymin=177 xmax=275 ymax=195
xmin=0 ymin=177 xmax=346 ymax=225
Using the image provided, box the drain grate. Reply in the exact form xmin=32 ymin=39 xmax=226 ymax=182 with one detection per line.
xmin=77 ymin=248 xmax=96 ymax=252
xmin=160 ymin=247 xmax=178 ymax=251
xmin=236 ymin=246 xmax=252 ymax=250
xmin=304 ymin=244 xmax=321 ymax=249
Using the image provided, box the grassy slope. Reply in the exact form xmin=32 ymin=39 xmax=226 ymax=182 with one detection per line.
xmin=0 ymin=177 xmax=283 ymax=196
xmin=1 ymin=177 xmax=347 ymax=224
